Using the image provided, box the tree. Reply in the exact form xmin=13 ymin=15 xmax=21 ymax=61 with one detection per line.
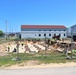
xmin=0 ymin=30 xmax=5 ymax=37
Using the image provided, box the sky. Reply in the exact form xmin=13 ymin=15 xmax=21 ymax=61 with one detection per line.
xmin=0 ymin=0 xmax=76 ymax=32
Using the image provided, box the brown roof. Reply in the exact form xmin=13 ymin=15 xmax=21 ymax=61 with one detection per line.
xmin=21 ymin=25 xmax=66 ymax=28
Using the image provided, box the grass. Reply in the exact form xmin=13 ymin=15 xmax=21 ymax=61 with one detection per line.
xmin=0 ymin=51 xmax=76 ymax=67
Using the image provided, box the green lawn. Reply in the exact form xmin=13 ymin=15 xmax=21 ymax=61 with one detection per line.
xmin=0 ymin=51 xmax=76 ymax=67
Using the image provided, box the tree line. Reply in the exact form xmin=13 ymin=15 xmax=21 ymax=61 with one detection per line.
xmin=0 ymin=30 xmax=5 ymax=37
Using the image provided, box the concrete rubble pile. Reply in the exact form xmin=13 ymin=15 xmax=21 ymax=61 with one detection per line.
xmin=0 ymin=39 xmax=76 ymax=55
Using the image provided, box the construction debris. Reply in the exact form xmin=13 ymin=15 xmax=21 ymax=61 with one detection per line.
xmin=0 ymin=39 xmax=76 ymax=57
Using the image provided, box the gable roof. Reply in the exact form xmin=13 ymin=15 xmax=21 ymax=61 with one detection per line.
xmin=21 ymin=25 xmax=66 ymax=29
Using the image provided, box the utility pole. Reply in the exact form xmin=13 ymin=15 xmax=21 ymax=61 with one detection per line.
xmin=45 ymin=35 xmax=47 ymax=57
xmin=16 ymin=40 xmax=20 ymax=61
xmin=70 ymin=26 xmax=74 ymax=59
xmin=12 ymin=33 xmax=21 ymax=61
xmin=6 ymin=20 xmax=7 ymax=40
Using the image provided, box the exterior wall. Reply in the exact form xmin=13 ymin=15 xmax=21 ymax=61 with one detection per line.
xmin=67 ymin=25 xmax=76 ymax=37
xmin=21 ymin=30 xmax=67 ymax=39
xmin=21 ymin=25 xmax=67 ymax=39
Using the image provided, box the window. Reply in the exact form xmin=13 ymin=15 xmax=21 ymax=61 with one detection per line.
xmin=49 ymin=30 xmax=51 ymax=31
xmin=39 ymin=34 xmax=41 ymax=37
xmin=54 ymin=34 xmax=56 ymax=36
xmin=39 ymin=30 xmax=41 ymax=31
xmin=49 ymin=34 xmax=51 ymax=36
xmin=44 ymin=33 xmax=46 ymax=36
xmin=64 ymin=34 xmax=65 ymax=36
xmin=59 ymin=34 xmax=61 ymax=36
xmin=44 ymin=30 xmax=46 ymax=31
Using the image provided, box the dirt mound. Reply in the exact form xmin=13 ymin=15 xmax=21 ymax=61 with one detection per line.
xmin=19 ymin=60 xmax=40 ymax=66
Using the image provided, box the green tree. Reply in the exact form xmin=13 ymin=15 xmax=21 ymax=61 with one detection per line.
xmin=0 ymin=30 xmax=5 ymax=37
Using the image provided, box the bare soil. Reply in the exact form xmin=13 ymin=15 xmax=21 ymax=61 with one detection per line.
xmin=1 ymin=60 xmax=76 ymax=69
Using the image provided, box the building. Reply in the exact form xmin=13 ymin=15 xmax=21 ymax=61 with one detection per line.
xmin=21 ymin=25 xmax=67 ymax=39
xmin=67 ymin=24 xmax=76 ymax=37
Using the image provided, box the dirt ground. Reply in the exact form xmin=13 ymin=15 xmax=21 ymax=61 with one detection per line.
xmin=1 ymin=60 xmax=76 ymax=69
xmin=0 ymin=40 xmax=76 ymax=69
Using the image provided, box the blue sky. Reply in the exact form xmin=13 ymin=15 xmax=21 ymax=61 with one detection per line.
xmin=0 ymin=0 xmax=76 ymax=32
